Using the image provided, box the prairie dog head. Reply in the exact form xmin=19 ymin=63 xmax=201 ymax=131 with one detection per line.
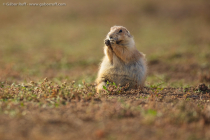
xmin=106 ymin=26 xmax=135 ymax=48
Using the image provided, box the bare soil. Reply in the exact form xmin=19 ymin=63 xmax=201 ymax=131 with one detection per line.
xmin=0 ymin=82 xmax=210 ymax=140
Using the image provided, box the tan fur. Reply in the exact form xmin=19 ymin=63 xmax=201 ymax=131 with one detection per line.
xmin=96 ymin=26 xmax=147 ymax=92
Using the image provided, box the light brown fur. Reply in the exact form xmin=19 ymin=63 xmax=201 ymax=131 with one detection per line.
xmin=96 ymin=26 xmax=147 ymax=92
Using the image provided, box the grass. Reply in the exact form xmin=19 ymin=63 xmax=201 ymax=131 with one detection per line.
xmin=1 ymin=0 xmax=210 ymax=139
xmin=0 ymin=79 xmax=210 ymax=139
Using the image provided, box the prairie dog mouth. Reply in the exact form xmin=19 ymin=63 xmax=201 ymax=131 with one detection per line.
xmin=116 ymin=40 xmax=122 ymax=44
xmin=108 ymin=37 xmax=122 ymax=45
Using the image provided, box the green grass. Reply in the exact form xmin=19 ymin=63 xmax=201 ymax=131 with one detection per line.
xmin=1 ymin=0 xmax=210 ymax=85
xmin=0 ymin=79 xmax=210 ymax=139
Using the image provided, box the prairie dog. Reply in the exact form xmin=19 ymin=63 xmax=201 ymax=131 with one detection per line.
xmin=96 ymin=26 xmax=147 ymax=92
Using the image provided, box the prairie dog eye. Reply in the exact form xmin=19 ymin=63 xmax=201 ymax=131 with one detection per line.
xmin=119 ymin=30 xmax=122 ymax=33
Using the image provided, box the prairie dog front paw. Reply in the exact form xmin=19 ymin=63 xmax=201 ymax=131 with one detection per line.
xmin=105 ymin=39 xmax=111 ymax=47
xmin=104 ymin=39 xmax=113 ymax=50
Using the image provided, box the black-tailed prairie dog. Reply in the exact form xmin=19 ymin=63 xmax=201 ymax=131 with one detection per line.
xmin=96 ymin=26 xmax=147 ymax=92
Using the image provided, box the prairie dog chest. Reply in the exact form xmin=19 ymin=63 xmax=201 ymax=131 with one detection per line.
xmin=111 ymin=54 xmax=138 ymax=75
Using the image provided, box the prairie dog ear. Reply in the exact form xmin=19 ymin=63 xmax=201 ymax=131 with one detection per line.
xmin=110 ymin=26 xmax=117 ymax=31
xmin=125 ymin=29 xmax=129 ymax=34
xmin=110 ymin=26 xmax=114 ymax=31
xmin=125 ymin=29 xmax=132 ymax=37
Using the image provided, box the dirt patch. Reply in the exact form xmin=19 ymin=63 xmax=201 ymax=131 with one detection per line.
xmin=148 ymin=59 xmax=210 ymax=84
xmin=0 ymin=81 xmax=210 ymax=140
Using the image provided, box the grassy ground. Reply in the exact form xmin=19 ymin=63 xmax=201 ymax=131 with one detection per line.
xmin=1 ymin=0 xmax=210 ymax=139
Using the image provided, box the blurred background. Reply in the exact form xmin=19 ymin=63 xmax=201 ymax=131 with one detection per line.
xmin=1 ymin=0 xmax=210 ymax=87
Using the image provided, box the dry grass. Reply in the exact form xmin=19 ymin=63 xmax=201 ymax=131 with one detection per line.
xmin=0 ymin=79 xmax=210 ymax=139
